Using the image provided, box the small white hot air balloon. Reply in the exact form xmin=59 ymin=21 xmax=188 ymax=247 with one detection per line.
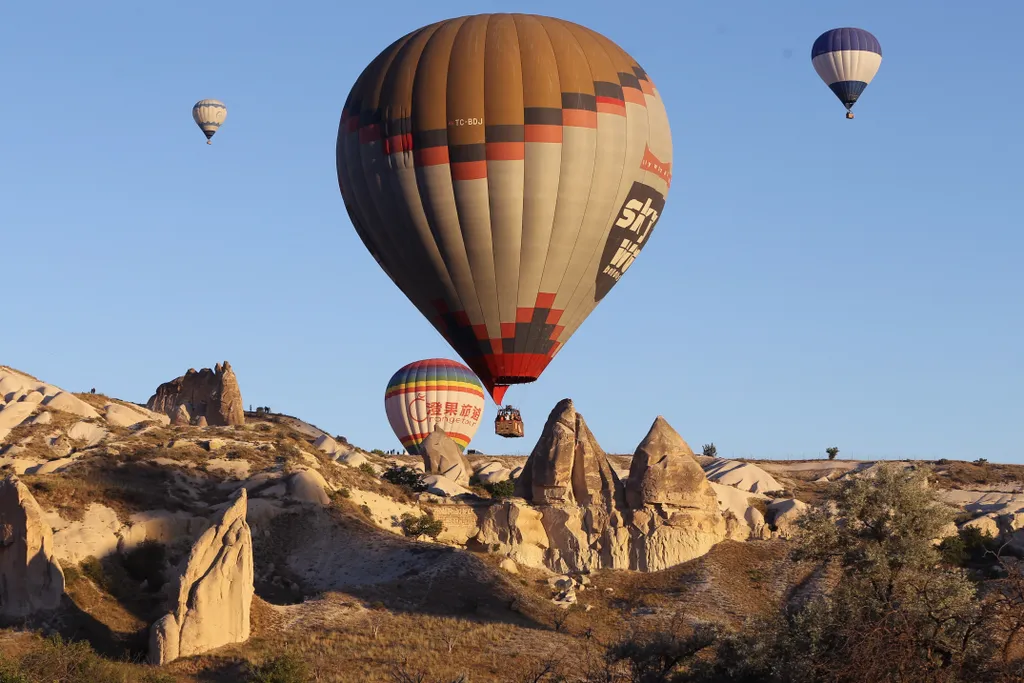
xmin=192 ymin=99 xmax=227 ymax=144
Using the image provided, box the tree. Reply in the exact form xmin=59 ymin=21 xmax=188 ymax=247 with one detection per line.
xmin=701 ymin=443 xmax=717 ymax=458
xmin=781 ymin=465 xmax=989 ymax=680
xmin=826 ymin=446 xmax=839 ymax=460
xmin=650 ymin=465 xmax=999 ymax=683
xmin=383 ymin=465 xmax=428 ymax=493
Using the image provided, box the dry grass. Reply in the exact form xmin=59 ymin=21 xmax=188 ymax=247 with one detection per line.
xmin=2 ymin=409 xmax=85 ymax=457
xmin=72 ymin=391 xmax=115 ymax=411
xmin=929 ymin=460 xmax=1024 ymax=490
xmin=21 ymin=456 xmax=221 ymax=522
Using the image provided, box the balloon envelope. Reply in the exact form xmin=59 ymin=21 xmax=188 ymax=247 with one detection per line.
xmin=385 ymin=359 xmax=486 ymax=455
xmin=811 ymin=28 xmax=882 ymax=113
xmin=338 ymin=14 xmax=673 ymax=403
xmin=193 ymin=99 xmax=227 ymax=141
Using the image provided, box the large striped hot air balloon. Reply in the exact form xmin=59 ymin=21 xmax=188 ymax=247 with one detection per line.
xmin=811 ymin=28 xmax=883 ymax=119
xmin=338 ymin=14 xmax=673 ymax=404
xmin=192 ymin=99 xmax=227 ymax=143
xmin=385 ymin=359 xmax=486 ymax=454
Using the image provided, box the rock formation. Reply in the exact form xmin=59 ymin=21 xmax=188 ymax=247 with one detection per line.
xmin=147 ymin=361 xmax=244 ymax=427
xmin=625 ymin=416 xmax=717 ymax=512
xmin=149 ymin=489 xmax=254 ymax=665
xmin=420 ymin=425 xmax=472 ymax=486
xmin=479 ymin=402 xmax=727 ymax=574
xmin=0 ymin=475 xmax=65 ymax=618
xmin=514 ymin=399 xmax=621 ymax=508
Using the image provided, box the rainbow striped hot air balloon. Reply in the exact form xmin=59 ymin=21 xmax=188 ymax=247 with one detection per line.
xmin=385 ymin=359 xmax=486 ymax=455
xmin=811 ymin=28 xmax=883 ymax=119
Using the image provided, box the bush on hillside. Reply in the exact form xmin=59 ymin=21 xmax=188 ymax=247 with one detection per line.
xmin=701 ymin=443 xmax=717 ymax=458
xmin=483 ymin=478 xmax=516 ymax=499
xmin=383 ymin=465 xmax=428 ymax=493
xmin=399 ymin=512 xmax=444 ymax=539
xmin=246 ymin=654 xmax=310 ymax=683
xmin=596 ymin=464 xmax=1024 ymax=683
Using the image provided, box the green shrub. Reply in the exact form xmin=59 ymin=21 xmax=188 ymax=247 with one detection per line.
xmin=702 ymin=443 xmax=718 ymax=458
xmin=826 ymin=446 xmax=840 ymax=460
xmin=383 ymin=465 xmax=428 ymax=493
xmin=358 ymin=463 xmax=377 ymax=477
xmin=371 ymin=449 xmax=386 ymax=456
xmin=483 ymin=478 xmax=516 ymax=499
xmin=247 ymin=653 xmax=310 ymax=683
xmin=400 ymin=512 xmax=444 ymax=539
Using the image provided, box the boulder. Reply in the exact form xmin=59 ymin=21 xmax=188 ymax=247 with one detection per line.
xmin=767 ymin=498 xmax=808 ymax=538
xmin=499 ymin=558 xmax=519 ymax=575
xmin=479 ymin=468 xmax=512 ymax=485
xmin=147 ymin=361 xmax=245 ymax=427
xmin=422 ymin=474 xmax=471 ymax=498
xmin=149 ymin=489 xmax=254 ymax=665
xmin=625 ymin=416 xmax=718 ymax=513
xmin=962 ymin=514 xmax=1000 ymax=539
xmin=287 ymin=470 xmax=331 ymax=506
xmin=420 ymin=425 xmax=472 ymax=486
xmin=338 ymin=452 xmax=368 ymax=468
xmin=0 ymin=475 xmax=65 ymax=617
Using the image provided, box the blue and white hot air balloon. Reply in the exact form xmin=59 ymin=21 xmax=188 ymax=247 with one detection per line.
xmin=811 ymin=28 xmax=882 ymax=119
xmin=192 ymin=99 xmax=227 ymax=144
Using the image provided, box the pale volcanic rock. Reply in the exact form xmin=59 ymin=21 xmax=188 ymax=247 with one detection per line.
xmin=0 ymin=402 xmax=37 ymax=442
xmin=147 ymin=361 xmax=245 ymax=427
xmin=287 ymin=470 xmax=331 ymax=506
xmin=42 ymin=392 xmax=99 ymax=418
xmin=625 ymin=416 xmax=719 ymax=513
xmin=46 ymin=504 xmax=122 ymax=565
xmin=767 ymin=498 xmax=808 ymax=538
xmin=149 ymin=489 xmax=254 ymax=664
xmin=0 ymin=475 xmax=65 ymax=617
xmin=420 ymin=424 xmax=472 ymax=486
xmin=484 ymin=405 xmax=726 ymax=574
xmin=104 ymin=403 xmax=156 ymax=428
xmin=514 ymin=399 xmax=622 ymax=508
xmin=702 ymin=458 xmax=784 ymax=494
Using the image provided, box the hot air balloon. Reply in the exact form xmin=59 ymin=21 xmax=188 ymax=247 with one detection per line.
xmin=811 ymin=28 xmax=882 ymax=119
xmin=192 ymin=99 xmax=227 ymax=143
xmin=337 ymin=14 xmax=672 ymax=404
xmin=385 ymin=359 xmax=486 ymax=455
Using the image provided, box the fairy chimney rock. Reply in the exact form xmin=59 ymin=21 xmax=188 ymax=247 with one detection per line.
xmin=514 ymin=399 xmax=621 ymax=507
xmin=147 ymin=361 xmax=245 ymax=427
xmin=625 ymin=416 xmax=718 ymax=511
xmin=420 ymin=425 xmax=472 ymax=486
xmin=0 ymin=475 xmax=65 ymax=618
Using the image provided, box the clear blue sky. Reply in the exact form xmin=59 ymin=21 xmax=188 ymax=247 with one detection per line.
xmin=2 ymin=1 xmax=1021 ymax=461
